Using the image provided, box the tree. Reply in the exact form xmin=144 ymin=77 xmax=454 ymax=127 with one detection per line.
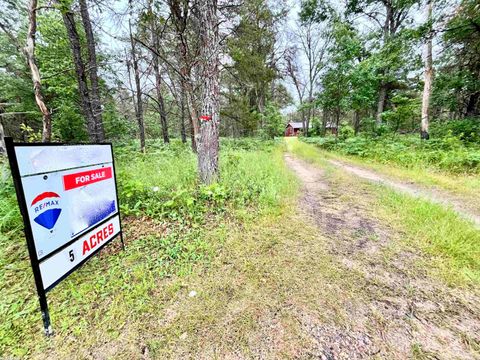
xmin=168 ymin=0 xmax=200 ymax=151
xmin=433 ymin=0 xmax=480 ymax=119
xmin=146 ymin=1 xmax=169 ymax=144
xmin=421 ymin=0 xmax=433 ymax=140
xmin=345 ymin=0 xmax=419 ymax=126
xmin=197 ymin=0 xmax=220 ymax=184
xmin=79 ymin=0 xmax=105 ymax=141
xmin=0 ymin=0 xmax=52 ymax=143
xmin=60 ymin=3 xmax=98 ymax=142
xmin=295 ymin=21 xmax=329 ymax=135
xmin=129 ymin=20 xmax=146 ymax=153
xmin=224 ymin=0 xmax=282 ymax=135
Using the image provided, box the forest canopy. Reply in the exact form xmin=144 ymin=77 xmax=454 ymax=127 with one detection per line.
xmin=0 ymin=0 xmax=479 ymax=152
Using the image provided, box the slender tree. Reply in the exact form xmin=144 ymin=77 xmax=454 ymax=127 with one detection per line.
xmin=0 ymin=116 xmax=5 ymax=153
xmin=61 ymin=6 xmax=97 ymax=141
xmin=148 ymin=2 xmax=169 ymax=143
xmin=79 ymin=0 xmax=105 ymax=141
xmin=421 ymin=0 xmax=433 ymax=140
xmin=197 ymin=0 xmax=220 ymax=183
xmin=0 ymin=0 xmax=52 ymax=142
xmin=168 ymin=0 xmax=199 ymax=151
xmin=129 ymin=21 xmax=146 ymax=153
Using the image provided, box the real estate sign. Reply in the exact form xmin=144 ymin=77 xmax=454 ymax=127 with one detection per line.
xmin=5 ymin=138 xmax=123 ymax=335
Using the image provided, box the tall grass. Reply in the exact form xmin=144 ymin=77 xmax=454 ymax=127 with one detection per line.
xmin=302 ymin=133 xmax=480 ymax=173
xmin=379 ymin=189 xmax=480 ymax=286
xmin=0 ymin=139 xmax=297 ymax=357
xmin=289 ymin=137 xmax=480 ymax=287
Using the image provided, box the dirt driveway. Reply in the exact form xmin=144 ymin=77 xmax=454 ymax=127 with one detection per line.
xmin=283 ymin=153 xmax=480 ymax=359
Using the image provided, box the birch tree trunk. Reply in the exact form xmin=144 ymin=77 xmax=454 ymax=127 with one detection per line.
xmin=421 ymin=0 xmax=433 ymax=140
xmin=376 ymin=82 xmax=387 ymax=127
xmin=197 ymin=0 xmax=220 ymax=184
xmin=79 ymin=0 xmax=105 ymax=142
xmin=26 ymin=0 xmax=52 ymax=142
xmin=129 ymin=23 xmax=146 ymax=153
xmin=0 ymin=117 xmax=5 ymax=154
xmin=62 ymin=9 xmax=97 ymax=142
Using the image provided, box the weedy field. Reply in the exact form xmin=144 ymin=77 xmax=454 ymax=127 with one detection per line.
xmin=0 ymin=138 xmax=296 ymax=357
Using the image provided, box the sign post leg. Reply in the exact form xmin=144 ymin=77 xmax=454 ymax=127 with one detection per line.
xmin=39 ymin=293 xmax=53 ymax=337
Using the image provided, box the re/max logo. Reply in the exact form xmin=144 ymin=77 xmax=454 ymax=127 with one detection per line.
xmin=34 ymin=200 xmax=59 ymax=213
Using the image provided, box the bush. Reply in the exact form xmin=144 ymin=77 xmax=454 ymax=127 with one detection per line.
xmin=430 ymin=118 xmax=480 ymax=145
xmin=116 ymin=138 xmax=293 ymax=220
xmin=302 ymin=132 xmax=480 ymax=173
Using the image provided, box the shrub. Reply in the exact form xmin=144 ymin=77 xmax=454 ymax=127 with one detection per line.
xmin=302 ymin=133 xmax=480 ymax=173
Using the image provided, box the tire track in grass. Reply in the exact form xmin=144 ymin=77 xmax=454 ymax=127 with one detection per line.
xmin=285 ymin=153 xmax=480 ymax=360
xmin=327 ymin=159 xmax=480 ymax=228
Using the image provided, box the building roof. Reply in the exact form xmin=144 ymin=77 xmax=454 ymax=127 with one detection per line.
xmin=286 ymin=122 xmax=306 ymax=129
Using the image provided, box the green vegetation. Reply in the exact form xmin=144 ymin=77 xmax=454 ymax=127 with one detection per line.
xmin=288 ymin=138 xmax=480 ymax=287
xmin=302 ymin=129 xmax=480 ymax=174
xmin=378 ymin=188 xmax=480 ymax=286
xmin=0 ymin=139 xmax=296 ymax=357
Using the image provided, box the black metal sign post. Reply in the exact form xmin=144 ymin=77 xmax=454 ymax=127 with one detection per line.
xmin=5 ymin=137 xmax=123 ymax=336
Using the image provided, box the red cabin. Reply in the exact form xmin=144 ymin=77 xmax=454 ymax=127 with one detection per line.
xmin=284 ymin=122 xmax=305 ymax=137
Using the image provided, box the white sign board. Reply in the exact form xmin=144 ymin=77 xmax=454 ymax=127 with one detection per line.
xmin=8 ymin=142 xmax=122 ymax=291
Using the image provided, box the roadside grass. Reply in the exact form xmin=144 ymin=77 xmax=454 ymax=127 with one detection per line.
xmin=0 ymin=139 xmax=295 ymax=358
xmin=376 ymin=188 xmax=480 ymax=286
xmin=318 ymin=149 xmax=480 ymax=214
xmin=289 ymin=138 xmax=480 ymax=288
xmin=126 ymin=203 xmax=367 ymax=358
xmin=300 ymin=137 xmax=480 ymax=214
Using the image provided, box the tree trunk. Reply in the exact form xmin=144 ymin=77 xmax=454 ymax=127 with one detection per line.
xmin=180 ymin=91 xmax=187 ymax=143
xmin=465 ymin=92 xmax=479 ymax=117
xmin=0 ymin=117 xmax=5 ymax=154
xmin=353 ymin=110 xmax=361 ymax=135
xmin=62 ymin=9 xmax=96 ymax=142
xmin=79 ymin=0 xmax=104 ymax=142
xmin=168 ymin=0 xmax=199 ymax=152
xmin=129 ymin=23 xmax=146 ymax=153
xmin=376 ymin=85 xmax=387 ymax=126
xmin=421 ymin=0 xmax=433 ymax=140
xmin=26 ymin=0 xmax=51 ymax=142
xmin=197 ymin=0 xmax=220 ymax=184
xmin=321 ymin=109 xmax=328 ymax=136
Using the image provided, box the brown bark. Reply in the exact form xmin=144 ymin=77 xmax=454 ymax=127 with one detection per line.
xmin=79 ymin=0 xmax=105 ymax=141
xmin=62 ymin=8 xmax=97 ymax=142
xmin=353 ymin=110 xmax=361 ymax=135
xmin=197 ymin=0 xmax=220 ymax=184
xmin=376 ymin=3 xmax=393 ymax=127
xmin=421 ymin=0 xmax=433 ymax=140
xmin=321 ymin=109 xmax=328 ymax=136
xmin=129 ymin=22 xmax=146 ymax=153
xmin=26 ymin=0 xmax=52 ymax=142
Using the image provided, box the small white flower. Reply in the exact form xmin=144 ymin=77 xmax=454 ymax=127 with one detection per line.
xmin=188 ymin=290 xmax=197 ymax=298
xmin=152 ymin=186 xmax=159 ymax=192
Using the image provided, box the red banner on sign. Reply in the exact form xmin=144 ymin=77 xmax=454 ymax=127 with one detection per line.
xmin=63 ymin=167 xmax=113 ymax=190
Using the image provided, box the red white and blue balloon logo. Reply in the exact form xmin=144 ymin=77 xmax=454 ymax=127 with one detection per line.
xmin=31 ymin=192 xmax=62 ymax=230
